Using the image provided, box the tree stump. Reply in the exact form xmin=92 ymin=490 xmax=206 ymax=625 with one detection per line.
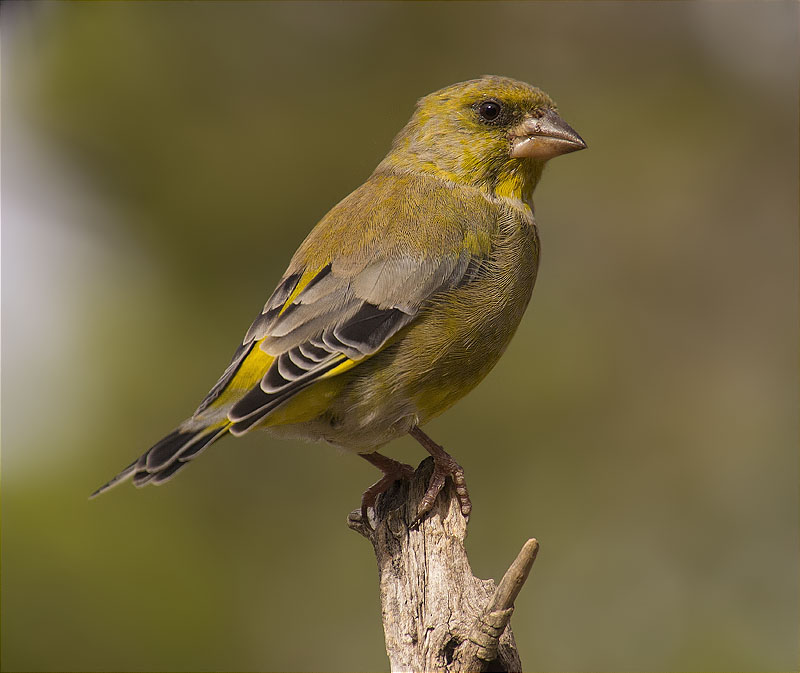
xmin=348 ymin=457 xmax=538 ymax=672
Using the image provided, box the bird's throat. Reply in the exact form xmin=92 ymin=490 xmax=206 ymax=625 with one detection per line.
xmin=492 ymin=160 xmax=543 ymax=202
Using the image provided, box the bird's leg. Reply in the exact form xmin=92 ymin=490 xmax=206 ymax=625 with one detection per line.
xmin=359 ymin=451 xmax=415 ymax=526
xmin=409 ymin=426 xmax=472 ymax=522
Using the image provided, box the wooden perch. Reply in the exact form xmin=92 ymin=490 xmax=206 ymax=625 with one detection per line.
xmin=348 ymin=457 xmax=539 ymax=672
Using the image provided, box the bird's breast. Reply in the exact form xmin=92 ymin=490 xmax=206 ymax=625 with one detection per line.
xmin=407 ymin=208 xmax=539 ymax=415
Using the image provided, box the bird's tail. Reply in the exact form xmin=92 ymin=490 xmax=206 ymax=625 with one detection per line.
xmin=90 ymin=421 xmax=230 ymax=498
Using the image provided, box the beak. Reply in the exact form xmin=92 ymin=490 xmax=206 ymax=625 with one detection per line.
xmin=509 ymin=108 xmax=587 ymax=161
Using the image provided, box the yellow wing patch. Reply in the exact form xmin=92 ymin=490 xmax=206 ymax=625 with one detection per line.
xmin=208 ymin=340 xmax=274 ymax=409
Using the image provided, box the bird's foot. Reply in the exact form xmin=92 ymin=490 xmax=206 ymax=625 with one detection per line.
xmin=359 ymin=452 xmax=415 ymax=529
xmin=409 ymin=426 xmax=472 ymax=525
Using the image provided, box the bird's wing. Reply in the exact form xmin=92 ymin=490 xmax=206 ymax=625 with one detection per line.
xmin=196 ymin=248 xmax=483 ymax=436
xmin=192 ymin=173 xmax=500 ymax=435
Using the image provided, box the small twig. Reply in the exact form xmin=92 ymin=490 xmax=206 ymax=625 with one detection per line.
xmin=458 ymin=539 xmax=539 ymax=669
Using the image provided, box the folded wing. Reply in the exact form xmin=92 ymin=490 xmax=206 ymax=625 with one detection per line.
xmin=196 ymin=250 xmax=479 ymax=435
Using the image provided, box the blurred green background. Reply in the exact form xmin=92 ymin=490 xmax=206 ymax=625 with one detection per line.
xmin=2 ymin=2 xmax=797 ymax=671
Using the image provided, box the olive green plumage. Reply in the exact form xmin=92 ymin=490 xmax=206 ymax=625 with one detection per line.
xmin=92 ymin=75 xmax=585 ymax=498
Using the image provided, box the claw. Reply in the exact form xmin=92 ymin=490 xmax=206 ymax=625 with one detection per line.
xmin=359 ymin=452 xmax=415 ymax=530
xmin=409 ymin=426 xmax=472 ymax=524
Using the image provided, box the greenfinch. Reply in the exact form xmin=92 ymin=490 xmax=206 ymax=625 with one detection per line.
xmin=93 ymin=75 xmax=586 ymax=522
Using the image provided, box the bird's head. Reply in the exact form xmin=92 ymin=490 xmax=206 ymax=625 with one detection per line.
xmin=378 ymin=75 xmax=586 ymax=202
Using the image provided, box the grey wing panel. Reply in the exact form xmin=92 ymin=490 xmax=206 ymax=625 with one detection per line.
xmin=260 ymin=254 xmax=471 ymax=354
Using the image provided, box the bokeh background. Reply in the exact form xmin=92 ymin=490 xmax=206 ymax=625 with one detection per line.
xmin=2 ymin=2 xmax=797 ymax=671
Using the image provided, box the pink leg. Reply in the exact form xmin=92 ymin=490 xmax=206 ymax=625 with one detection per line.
xmin=359 ymin=452 xmax=415 ymax=525
xmin=409 ymin=426 xmax=472 ymax=522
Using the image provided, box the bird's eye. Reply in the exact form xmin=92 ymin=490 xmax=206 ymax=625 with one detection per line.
xmin=477 ymin=100 xmax=502 ymax=122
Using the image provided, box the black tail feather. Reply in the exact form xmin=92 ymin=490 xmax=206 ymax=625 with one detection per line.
xmin=90 ymin=424 xmax=229 ymax=498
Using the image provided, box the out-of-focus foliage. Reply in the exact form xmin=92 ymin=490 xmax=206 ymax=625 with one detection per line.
xmin=2 ymin=2 xmax=797 ymax=671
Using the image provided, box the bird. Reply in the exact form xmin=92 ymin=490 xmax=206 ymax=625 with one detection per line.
xmin=92 ymin=75 xmax=586 ymax=524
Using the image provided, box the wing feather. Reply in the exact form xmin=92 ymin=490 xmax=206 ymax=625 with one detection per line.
xmin=193 ymin=341 xmax=254 ymax=415
xmin=218 ymin=251 xmax=480 ymax=431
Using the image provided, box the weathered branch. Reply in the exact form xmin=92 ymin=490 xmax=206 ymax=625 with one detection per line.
xmin=348 ymin=457 xmax=538 ymax=672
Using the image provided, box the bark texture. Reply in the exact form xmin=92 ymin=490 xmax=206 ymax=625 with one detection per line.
xmin=348 ymin=457 xmax=538 ymax=672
